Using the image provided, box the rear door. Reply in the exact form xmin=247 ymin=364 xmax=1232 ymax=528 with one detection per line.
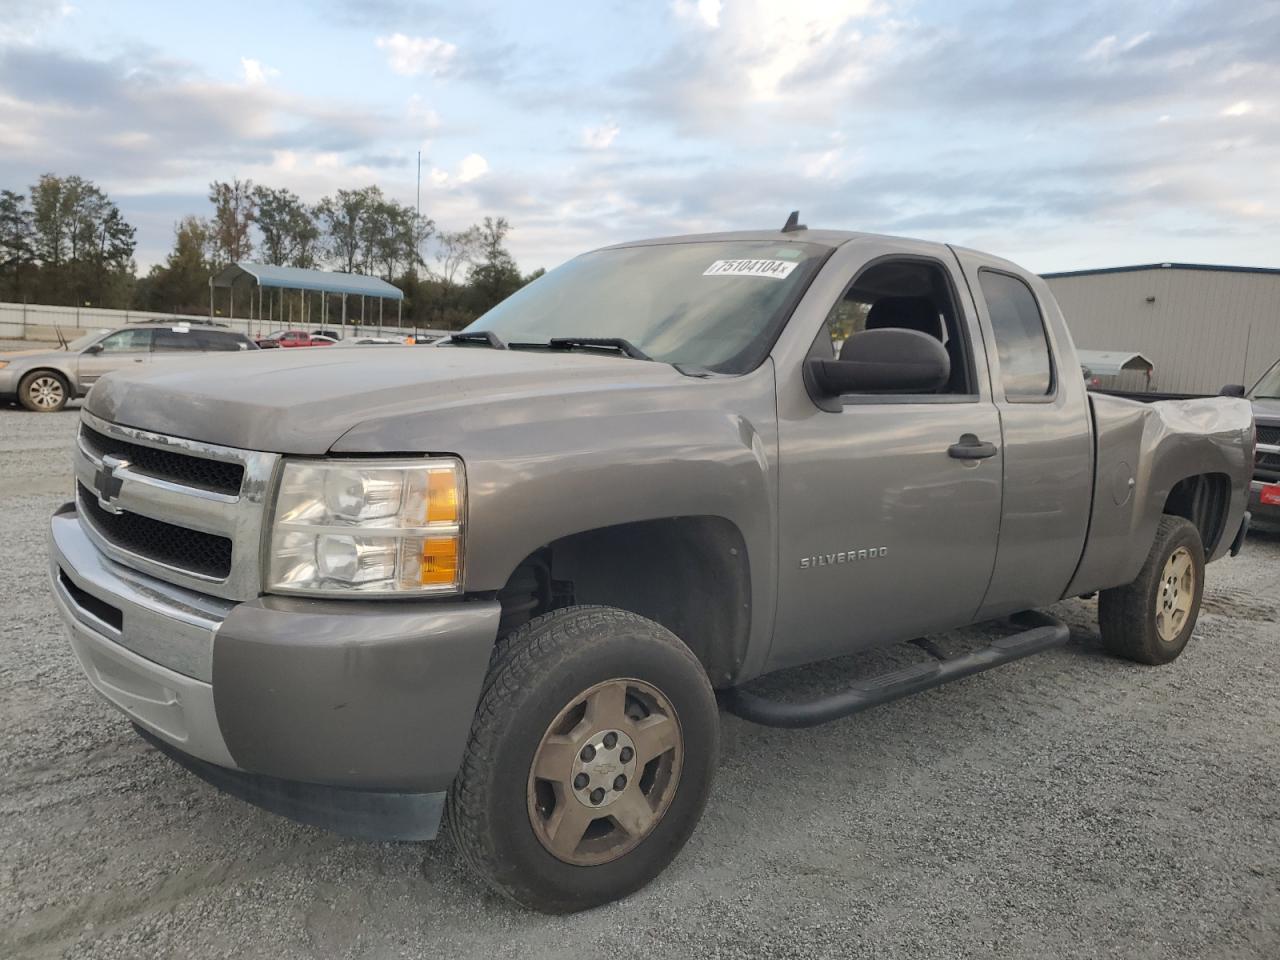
xmin=950 ymin=248 xmax=1094 ymax=617
xmin=77 ymin=328 xmax=153 ymax=389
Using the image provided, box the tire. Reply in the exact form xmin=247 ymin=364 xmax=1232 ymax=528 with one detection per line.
xmin=18 ymin=370 xmax=70 ymax=412
xmin=1099 ymin=515 xmax=1205 ymax=665
xmin=447 ymin=605 xmax=719 ymax=913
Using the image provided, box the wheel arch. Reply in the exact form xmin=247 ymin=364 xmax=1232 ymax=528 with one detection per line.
xmin=493 ymin=516 xmax=752 ymax=687
xmin=1161 ymin=472 xmax=1233 ymax=556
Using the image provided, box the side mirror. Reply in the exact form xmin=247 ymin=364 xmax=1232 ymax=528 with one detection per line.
xmin=83 ymin=343 xmax=103 ymax=355
xmin=806 ymin=328 xmax=950 ymax=406
xmin=1219 ymin=383 xmax=1246 ymax=398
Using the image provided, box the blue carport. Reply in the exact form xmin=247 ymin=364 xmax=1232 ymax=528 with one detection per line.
xmin=209 ymin=263 xmax=405 ymax=337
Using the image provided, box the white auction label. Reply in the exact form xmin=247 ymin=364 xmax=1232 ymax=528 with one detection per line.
xmin=702 ymin=259 xmax=798 ymax=280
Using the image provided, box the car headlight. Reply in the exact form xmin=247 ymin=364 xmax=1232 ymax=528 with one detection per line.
xmin=267 ymin=458 xmax=464 ymax=596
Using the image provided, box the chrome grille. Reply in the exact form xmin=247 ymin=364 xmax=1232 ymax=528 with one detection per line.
xmin=78 ymin=482 xmax=233 ymax=578
xmin=74 ymin=411 xmax=280 ymax=601
xmin=80 ymin=424 xmax=245 ymax=495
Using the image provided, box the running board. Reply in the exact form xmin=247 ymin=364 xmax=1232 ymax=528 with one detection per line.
xmin=722 ymin=610 xmax=1070 ymax=729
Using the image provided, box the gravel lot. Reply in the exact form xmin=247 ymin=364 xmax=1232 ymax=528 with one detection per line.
xmin=2 ymin=404 xmax=1278 ymax=959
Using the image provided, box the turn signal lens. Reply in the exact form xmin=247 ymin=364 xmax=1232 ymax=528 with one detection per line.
xmin=420 ymin=537 xmax=460 ymax=586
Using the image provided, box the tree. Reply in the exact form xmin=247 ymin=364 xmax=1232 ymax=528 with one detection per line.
xmin=24 ymin=174 xmax=135 ymax=307
xmin=435 ymin=227 xmax=480 ymax=285
xmin=138 ymin=216 xmax=213 ymax=314
xmin=316 ymin=186 xmax=379 ymax=273
xmin=0 ymin=190 xmax=33 ymax=300
xmin=466 ymin=216 xmax=523 ymax=312
xmin=253 ymin=186 xmax=319 ymax=267
xmin=208 ymin=179 xmax=256 ymax=266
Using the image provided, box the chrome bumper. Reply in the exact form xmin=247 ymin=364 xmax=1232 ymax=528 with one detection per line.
xmin=48 ymin=503 xmax=239 ymax=768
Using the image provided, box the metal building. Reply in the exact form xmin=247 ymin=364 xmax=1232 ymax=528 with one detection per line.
xmin=1043 ymin=263 xmax=1280 ymax=395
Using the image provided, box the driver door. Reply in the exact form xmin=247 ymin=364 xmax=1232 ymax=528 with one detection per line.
xmin=769 ymin=245 xmax=1004 ymax=671
xmin=77 ymin=329 xmax=153 ymax=391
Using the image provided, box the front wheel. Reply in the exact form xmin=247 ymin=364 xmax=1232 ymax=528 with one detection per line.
xmin=1099 ymin=515 xmax=1205 ymax=665
xmin=18 ymin=371 xmax=70 ymax=412
xmin=447 ymin=605 xmax=719 ymax=913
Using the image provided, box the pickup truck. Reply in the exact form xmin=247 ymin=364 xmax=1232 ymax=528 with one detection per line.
xmin=1241 ymin=357 xmax=1280 ymax=525
xmin=254 ymin=329 xmax=335 ymax=348
xmin=47 ymin=223 xmax=1253 ymax=913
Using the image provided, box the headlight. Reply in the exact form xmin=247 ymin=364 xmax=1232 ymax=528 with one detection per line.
xmin=267 ymin=458 xmax=463 ymax=596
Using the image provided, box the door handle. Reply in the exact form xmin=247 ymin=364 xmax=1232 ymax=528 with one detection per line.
xmin=948 ymin=434 xmax=998 ymax=460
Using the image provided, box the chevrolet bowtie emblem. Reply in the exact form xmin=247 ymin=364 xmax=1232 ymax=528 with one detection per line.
xmin=95 ymin=455 xmax=129 ymax=514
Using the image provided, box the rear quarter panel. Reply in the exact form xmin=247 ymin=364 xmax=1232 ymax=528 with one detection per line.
xmin=1066 ymin=393 xmax=1253 ymax=596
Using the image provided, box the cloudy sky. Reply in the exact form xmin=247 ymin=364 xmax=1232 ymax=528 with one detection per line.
xmin=1 ymin=0 xmax=1277 ymax=274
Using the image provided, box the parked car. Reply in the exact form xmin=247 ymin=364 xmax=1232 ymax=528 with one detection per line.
xmin=48 ymin=223 xmax=1252 ymax=913
xmin=255 ymin=330 xmax=335 ymax=348
xmin=1242 ymin=357 xmax=1280 ymax=526
xmin=0 ymin=322 xmax=257 ymax=412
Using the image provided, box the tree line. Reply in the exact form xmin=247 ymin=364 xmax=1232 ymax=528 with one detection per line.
xmin=0 ymin=175 xmax=545 ymax=329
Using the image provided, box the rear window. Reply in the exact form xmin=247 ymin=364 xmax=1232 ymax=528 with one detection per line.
xmin=978 ymin=270 xmax=1054 ymax=399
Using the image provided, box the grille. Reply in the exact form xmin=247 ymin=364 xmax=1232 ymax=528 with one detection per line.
xmin=80 ymin=425 xmax=244 ymax=496
xmin=79 ymin=483 xmax=233 ymax=579
xmin=1257 ymin=425 xmax=1280 ymax=447
xmin=1258 ymin=450 xmax=1280 ymax=472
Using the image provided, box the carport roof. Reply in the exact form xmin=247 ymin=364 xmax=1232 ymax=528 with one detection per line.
xmin=210 ymin=263 xmax=404 ymax=300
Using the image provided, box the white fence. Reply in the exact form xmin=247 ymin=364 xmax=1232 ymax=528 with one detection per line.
xmin=0 ymin=301 xmax=433 ymax=342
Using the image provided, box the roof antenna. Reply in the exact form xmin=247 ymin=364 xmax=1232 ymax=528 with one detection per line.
xmin=781 ymin=210 xmax=806 ymax=233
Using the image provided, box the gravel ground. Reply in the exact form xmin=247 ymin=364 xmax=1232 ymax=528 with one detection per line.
xmin=2 ymin=406 xmax=1278 ymax=960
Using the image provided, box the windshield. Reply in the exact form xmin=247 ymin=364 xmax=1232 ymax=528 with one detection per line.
xmin=1251 ymin=359 xmax=1280 ymax=399
xmin=464 ymin=240 xmax=828 ymax=372
xmin=67 ymin=329 xmax=111 ymax=351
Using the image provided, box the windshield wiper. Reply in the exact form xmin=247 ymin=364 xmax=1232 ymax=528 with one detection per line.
xmin=547 ymin=337 xmax=652 ymax=361
xmin=445 ymin=331 xmax=507 ymax=349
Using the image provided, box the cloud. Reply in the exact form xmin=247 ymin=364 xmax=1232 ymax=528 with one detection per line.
xmin=374 ymin=33 xmax=457 ymax=77
xmin=582 ymin=120 xmax=620 ymax=150
xmin=671 ymin=0 xmax=721 ymax=29
xmin=239 ymin=57 xmax=280 ymax=86
xmin=0 ymin=0 xmax=75 ymax=44
xmin=1221 ymin=100 xmax=1254 ymax=117
xmin=457 ymin=153 xmax=488 ymax=182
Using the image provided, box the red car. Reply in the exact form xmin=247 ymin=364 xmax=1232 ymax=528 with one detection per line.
xmin=255 ymin=330 xmax=337 ymax=348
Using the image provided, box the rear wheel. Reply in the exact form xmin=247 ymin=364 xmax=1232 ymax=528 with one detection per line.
xmin=18 ymin=371 xmax=70 ymax=412
xmin=447 ymin=605 xmax=718 ymax=913
xmin=1099 ymin=515 xmax=1205 ymax=665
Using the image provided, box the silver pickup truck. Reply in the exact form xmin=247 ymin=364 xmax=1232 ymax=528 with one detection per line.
xmin=48 ymin=223 xmax=1253 ymax=913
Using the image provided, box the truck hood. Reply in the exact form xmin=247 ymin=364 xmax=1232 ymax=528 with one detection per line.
xmin=85 ymin=346 xmax=688 ymax=454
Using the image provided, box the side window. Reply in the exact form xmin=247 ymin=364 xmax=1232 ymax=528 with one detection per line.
xmin=818 ymin=259 xmax=973 ymax=395
xmin=97 ymin=329 xmax=153 ymax=353
xmin=192 ymin=331 xmax=244 ymax=351
xmin=153 ymin=329 xmax=201 ymax=352
xmin=977 ymin=270 xmax=1053 ymax=399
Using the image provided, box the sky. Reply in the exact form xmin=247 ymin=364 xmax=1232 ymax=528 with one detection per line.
xmin=1 ymin=0 xmax=1277 ymax=275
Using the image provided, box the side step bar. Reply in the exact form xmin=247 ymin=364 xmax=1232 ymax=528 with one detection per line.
xmin=722 ymin=610 xmax=1070 ymax=729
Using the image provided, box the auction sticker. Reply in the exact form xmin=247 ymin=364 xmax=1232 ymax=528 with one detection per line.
xmin=703 ymin=259 xmax=798 ymax=280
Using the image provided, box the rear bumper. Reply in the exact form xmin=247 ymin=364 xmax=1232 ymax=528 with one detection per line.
xmin=48 ymin=502 xmax=502 ymax=839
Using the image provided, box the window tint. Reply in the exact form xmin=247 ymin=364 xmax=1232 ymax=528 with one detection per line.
xmin=193 ymin=331 xmax=248 ymax=351
xmin=978 ymin=271 xmax=1053 ymax=398
xmin=97 ymin=329 xmax=153 ymax=352
xmin=153 ymin=329 xmax=201 ymax=351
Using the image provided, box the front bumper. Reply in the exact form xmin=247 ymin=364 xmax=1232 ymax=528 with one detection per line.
xmin=48 ymin=503 xmax=502 ymax=839
xmin=1248 ymin=480 xmax=1280 ymax=527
